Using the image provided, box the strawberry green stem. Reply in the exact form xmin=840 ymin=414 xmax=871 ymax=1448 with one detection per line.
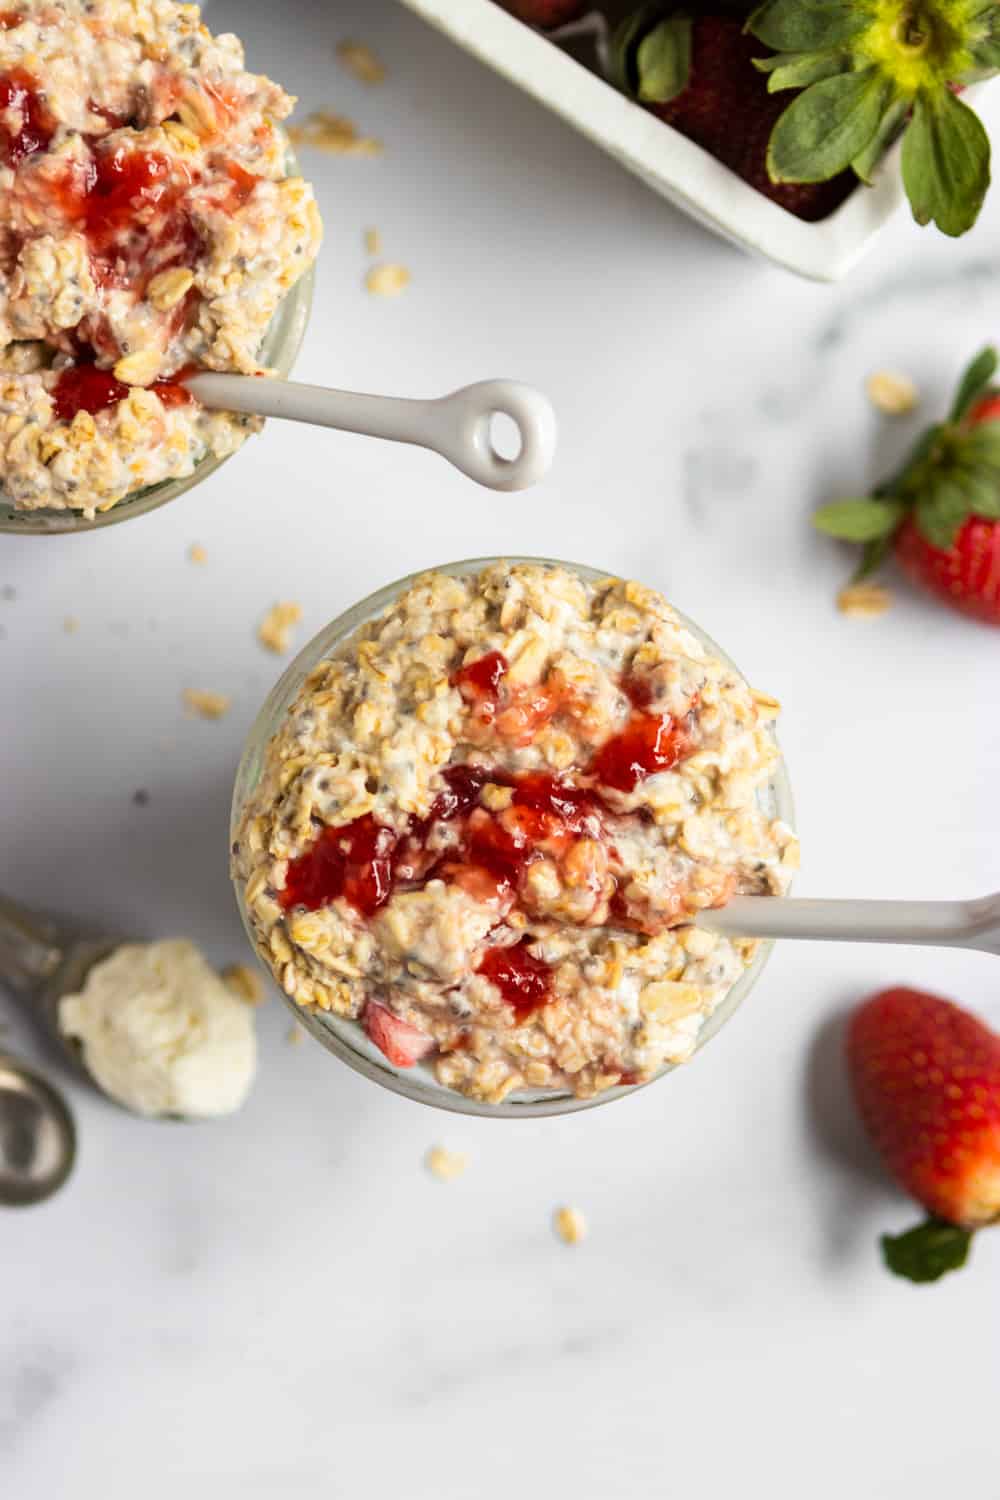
xmin=881 ymin=1217 xmax=973 ymax=1281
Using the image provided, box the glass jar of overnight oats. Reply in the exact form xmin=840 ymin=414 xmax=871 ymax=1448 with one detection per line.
xmin=1 ymin=0 xmax=322 ymax=534
xmin=231 ymin=558 xmax=797 ymax=1119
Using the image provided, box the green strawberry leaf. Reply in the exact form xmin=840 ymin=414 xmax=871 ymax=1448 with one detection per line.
xmin=634 ymin=14 xmax=693 ymax=103
xmin=851 ymin=94 xmax=909 ymax=182
xmin=747 ymin=0 xmax=869 ymax=53
xmin=915 ymin=476 xmax=973 ymax=548
xmin=961 ymin=423 xmax=1000 ymax=463
xmin=901 ymin=88 xmax=991 ymax=236
xmin=813 ymin=497 xmax=905 ymax=540
xmin=949 ymin=346 xmax=998 ymax=422
xmin=952 ymin=463 xmax=1000 ymax=517
xmin=756 ymin=49 xmax=853 ymax=92
xmin=852 ymin=532 xmax=892 ymax=582
xmin=767 ymin=67 xmax=892 ymax=183
xmin=884 ymin=424 xmax=945 ymax=500
xmin=881 ymin=1219 xmax=973 ymax=1283
xmin=611 ymin=2 xmax=671 ymax=96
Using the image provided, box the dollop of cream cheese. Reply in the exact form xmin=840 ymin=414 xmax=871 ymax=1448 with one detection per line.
xmin=59 ymin=939 xmax=257 ymax=1118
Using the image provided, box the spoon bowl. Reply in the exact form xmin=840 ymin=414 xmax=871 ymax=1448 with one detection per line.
xmin=0 ymin=1055 xmax=76 ymax=1207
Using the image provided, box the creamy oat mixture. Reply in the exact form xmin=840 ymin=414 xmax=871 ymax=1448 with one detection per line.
xmin=0 ymin=0 xmax=322 ymax=516
xmin=233 ymin=564 xmax=799 ymax=1105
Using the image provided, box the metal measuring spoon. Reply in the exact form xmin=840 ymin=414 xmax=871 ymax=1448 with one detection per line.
xmin=0 ymin=1054 xmax=76 ymax=1207
xmin=0 ymin=893 xmax=129 ymax=1204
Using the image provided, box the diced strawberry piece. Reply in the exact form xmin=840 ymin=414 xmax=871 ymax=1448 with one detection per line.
xmin=364 ymin=1001 xmax=435 ymax=1068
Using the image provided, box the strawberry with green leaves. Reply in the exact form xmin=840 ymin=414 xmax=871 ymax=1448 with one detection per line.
xmin=848 ymin=987 xmax=1000 ymax=1283
xmin=815 ymin=347 xmax=1000 ymax=624
xmin=614 ymin=0 xmax=1000 ymax=234
xmin=748 ymin=0 xmax=1000 ymax=236
xmin=613 ymin=7 xmax=855 ymax=219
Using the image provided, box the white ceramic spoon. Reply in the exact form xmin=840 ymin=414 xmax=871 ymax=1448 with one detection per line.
xmin=696 ymin=892 xmax=1000 ymax=956
xmin=184 ymin=373 xmax=557 ymax=492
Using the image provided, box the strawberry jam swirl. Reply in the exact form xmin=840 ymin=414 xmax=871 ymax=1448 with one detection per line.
xmin=1 ymin=0 xmax=322 ymax=515
xmin=234 ymin=564 xmax=799 ymax=1104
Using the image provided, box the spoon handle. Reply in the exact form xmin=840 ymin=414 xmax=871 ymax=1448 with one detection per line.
xmin=697 ymin=892 xmax=1000 ymax=956
xmin=0 ymin=894 xmax=64 ymax=995
xmin=185 ymin=374 xmax=557 ymax=493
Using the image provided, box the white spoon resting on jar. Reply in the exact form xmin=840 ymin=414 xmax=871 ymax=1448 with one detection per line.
xmin=696 ymin=892 xmax=1000 ymax=956
xmin=183 ymin=373 xmax=557 ymax=492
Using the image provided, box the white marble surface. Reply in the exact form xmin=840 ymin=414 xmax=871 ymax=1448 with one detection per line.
xmin=3 ymin=3 xmax=999 ymax=1494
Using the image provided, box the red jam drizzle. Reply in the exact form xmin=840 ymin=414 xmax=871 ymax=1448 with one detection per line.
xmin=51 ymin=362 xmax=192 ymax=422
xmin=0 ymin=69 xmax=54 ymax=166
xmin=280 ymin=766 xmax=604 ymax=921
xmin=452 ymin=650 xmax=508 ymax=723
xmin=51 ymin=364 xmax=128 ymax=422
xmin=476 ymin=939 xmax=552 ymax=1022
xmin=592 ymin=711 xmax=688 ymax=792
xmin=279 ymin=814 xmax=399 ymax=919
xmin=0 ymin=11 xmax=24 ymax=27
xmin=43 ymin=144 xmax=204 ymax=310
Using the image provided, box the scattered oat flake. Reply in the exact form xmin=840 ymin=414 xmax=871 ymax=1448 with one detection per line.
xmin=364 ymin=226 xmax=382 ymax=256
xmin=366 ymin=263 xmax=410 ymax=298
xmin=866 ymin=370 xmax=919 ymax=415
xmin=287 ymin=112 xmax=383 ymax=157
xmin=337 ymin=39 xmax=386 ymax=85
xmin=554 ymin=1206 xmax=587 ymax=1246
xmin=425 ymin=1146 xmax=469 ymax=1182
xmin=287 ymin=1022 xmax=305 ymax=1046
xmin=837 ymin=581 xmax=893 ymax=619
xmin=189 ymin=543 xmax=208 ymax=565
xmin=750 ymin=687 xmax=781 ymax=719
xmin=183 ymin=688 xmax=232 ymax=720
xmin=222 ymin=963 xmax=266 ymax=1005
xmin=62 ymin=616 xmax=79 ymax=634
xmin=257 ymin=600 xmax=303 ymax=655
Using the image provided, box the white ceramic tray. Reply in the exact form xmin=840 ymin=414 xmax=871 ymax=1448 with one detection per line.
xmin=400 ymin=0 xmax=921 ymax=281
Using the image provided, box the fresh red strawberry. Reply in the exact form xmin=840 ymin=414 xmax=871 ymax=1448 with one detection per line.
xmin=364 ymin=1001 xmax=435 ymax=1069
xmin=894 ymin=513 xmax=1000 ymax=624
xmin=815 ymin=348 xmax=1000 ymax=625
xmin=847 ymin=987 xmax=1000 ymax=1282
xmin=613 ymin=11 xmax=853 ymax=221
xmin=496 ymin=0 xmax=587 ymax=27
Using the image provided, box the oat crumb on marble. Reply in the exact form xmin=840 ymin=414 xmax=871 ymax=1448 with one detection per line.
xmin=337 ymin=39 xmax=386 ymax=85
xmin=62 ymin=616 xmax=79 ymax=634
xmin=258 ymin=601 xmax=303 ymax=655
xmin=554 ymin=1206 xmax=587 ymax=1245
xmin=189 ymin=544 xmax=208 ymax=565
xmin=223 ymin=963 xmax=266 ymax=1005
xmin=366 ymin=263 xmax=410 ymax=298
xmin=865 ymin=371 xmax=919 ymax=416
xmin=837 ymin=582 xmax=893 ymax=619
xmin=425 ymin=1146 xmax=469 ymax=1182
xmin=365 ymin=227 xmax=382 ymax=256
xmin=183 ymin=688 xmax=232 ymax=720
xmin=288 ymin=111 xmax=383 ymax=156
xmin=287 ymin=1022 xmax=305 ymax=1046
